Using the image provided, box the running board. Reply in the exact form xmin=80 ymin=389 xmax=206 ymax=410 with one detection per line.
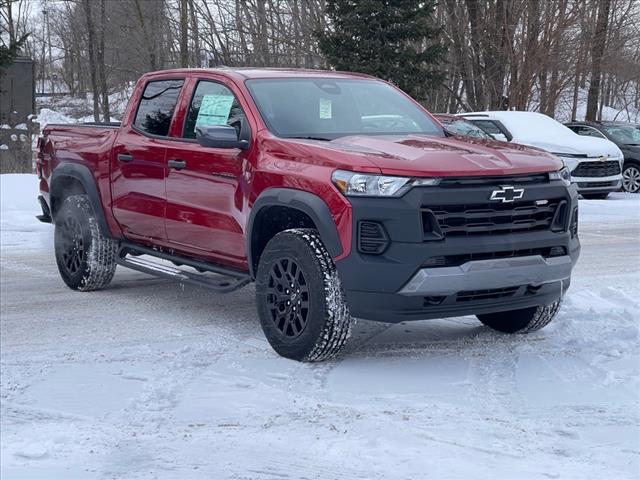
xmin=116 ymin=242 xmax=251 ymax=293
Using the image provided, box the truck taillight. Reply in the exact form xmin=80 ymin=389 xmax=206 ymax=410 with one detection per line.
xmin=35 ymin=136 xmax=46 ymax=178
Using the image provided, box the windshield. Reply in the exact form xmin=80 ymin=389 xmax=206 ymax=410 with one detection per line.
xmin=246 ymin=78 xmax=443 ymax=140
xmin=444 ymin=119 xmax=494 ymax=139
xmin=603 ymin=124 xmax=640 ymax=145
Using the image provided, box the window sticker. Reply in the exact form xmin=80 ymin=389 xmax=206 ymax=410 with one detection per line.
xmin=319 ymin=98 xmax=332 ymax=119
xmin=194 ymin=94 xmax=235 ymax=130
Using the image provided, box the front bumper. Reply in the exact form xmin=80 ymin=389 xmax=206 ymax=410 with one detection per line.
xmin=399 ymin=255 xmax=573 ymax=296
xmin=562 ymin=157 xmax=623 ymax=193
xmin=335 ymin=179 xmax=580 ymax=323
xmin=572 ymin=175 xmax=622 ymax=194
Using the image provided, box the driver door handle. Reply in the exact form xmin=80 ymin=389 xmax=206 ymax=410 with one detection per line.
xmin=168 ymin=159 xmax=187 ymax=170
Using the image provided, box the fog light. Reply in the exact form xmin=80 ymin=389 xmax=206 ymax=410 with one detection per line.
xmin=549 ymin=246 xmax=566 ymax=257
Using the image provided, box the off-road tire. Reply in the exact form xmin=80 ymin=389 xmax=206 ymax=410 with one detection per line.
xmin=477 ymin=299 xmax=562 ymax=334
xmin=255 ymin=228 xmax=353 ymax=362
xmin=581 ymin=193 xmax=609 ymax=200
xmin=54 ymin=194 xmax=117 ymax=291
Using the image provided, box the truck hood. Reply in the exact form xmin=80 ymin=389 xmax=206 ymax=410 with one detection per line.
xmin=514 ymin=134 xmax=623 ymax=158
xmin=293 ymin=134 xmax=563 ymax=177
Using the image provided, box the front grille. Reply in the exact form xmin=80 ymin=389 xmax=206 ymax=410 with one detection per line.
xmin=438 ymin=173 xmax=549 ymax=188
xmin=456 ymin=286 xmax=520 ymax=302
xmin=425 ymin=200 xmax=562 ymax=237
xmin=577 ymin=181 xmax=617 ymax=188
xmin=422 ymin=246 xmax=566 ymax=268
xmin=358 ymin=221 xmax=389 ymax=254
xmin=571 ymin=161 xmax=621 ymax=178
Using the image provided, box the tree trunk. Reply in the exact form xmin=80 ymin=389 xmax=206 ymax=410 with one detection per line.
xmin=586 ymin=0 xmax=611 ymax=121
xmin=188 ymin=0 xmax=200 ymax=67
xmin=97 ymin=0 xmax=110 ymax=122
xmin=180 ymin=0 xmax=189 ymax=68
xmin=133 ymin=0 xmax=158 ymax=71
xmin=82 ymin=0 xmax=100 ymax=122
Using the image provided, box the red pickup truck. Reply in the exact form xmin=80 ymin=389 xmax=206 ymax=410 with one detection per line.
xmin=36 ymin=68 xmax=580 ymax=361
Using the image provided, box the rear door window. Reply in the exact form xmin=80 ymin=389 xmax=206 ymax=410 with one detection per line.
xmin=134 ymin=79 xmax=184 ymax=136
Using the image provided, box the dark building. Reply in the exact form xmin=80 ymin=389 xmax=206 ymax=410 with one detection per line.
xmin=0 ymin=56 xmax=36 ymax=173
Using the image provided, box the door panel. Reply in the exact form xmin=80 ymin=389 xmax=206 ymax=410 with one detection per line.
xmin=164 ymin=79 xmax=249 ymax=263
xmin=110 ymin=131 xmax=168 ymax=240
xmin=165 ymin=142 xmax=246 ymax=260
xmin=110 ymin=79 xmax=184 ymax=242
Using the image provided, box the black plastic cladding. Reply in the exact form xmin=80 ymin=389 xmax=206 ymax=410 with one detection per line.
xmin=335 ymin=181 xmax=580 ymax=322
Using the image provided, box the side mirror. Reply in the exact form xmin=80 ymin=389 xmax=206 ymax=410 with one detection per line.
xmin=196 ymin=124 xmax=250 ymax=150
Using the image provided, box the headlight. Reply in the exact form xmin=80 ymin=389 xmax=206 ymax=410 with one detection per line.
xmin=549 ymin=166 xmax=571 ymax=186
xmin=331 ymin=170 xmax=440 ymax=197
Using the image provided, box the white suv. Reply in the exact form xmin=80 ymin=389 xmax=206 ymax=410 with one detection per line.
xmin=460 ymin=111 xmax=624 ymax=199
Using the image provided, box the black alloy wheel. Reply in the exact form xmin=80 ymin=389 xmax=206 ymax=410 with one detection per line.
xmin=58 ymin=215 xmax=86 ymax=276
xmin=266 ymin=258 xmax=310 ymax=338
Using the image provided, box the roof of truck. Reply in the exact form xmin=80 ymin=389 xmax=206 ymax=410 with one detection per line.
xmin=143 ymin=67 xmax=376 ymax=81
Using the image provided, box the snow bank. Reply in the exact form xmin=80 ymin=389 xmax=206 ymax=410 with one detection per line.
xmin=34 ymin=108 xmax=78 ymax=128
xmin=0 ymin=174 xmax=52 ymax=249
xmin=554 ymin=87 xmax=640 ymax=123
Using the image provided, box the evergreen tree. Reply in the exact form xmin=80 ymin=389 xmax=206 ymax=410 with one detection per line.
xmin=0 ymin=34 xmax=29 ymax=73
xmin=317 ymin=0 xmax=446 ymax=103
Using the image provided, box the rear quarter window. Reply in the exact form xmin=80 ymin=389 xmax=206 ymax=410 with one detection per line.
xmin=134 ymin=80 xmax=184 ymax=136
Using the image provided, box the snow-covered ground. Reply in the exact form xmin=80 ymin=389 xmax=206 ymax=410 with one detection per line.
xmin=1 ymin=174 xmax=639 ymax=479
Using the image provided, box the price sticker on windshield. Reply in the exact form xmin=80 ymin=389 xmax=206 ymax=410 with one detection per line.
xmin=319 ymin=98 xmax=332 ymax=119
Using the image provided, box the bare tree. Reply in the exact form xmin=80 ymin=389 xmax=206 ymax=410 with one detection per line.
xmin=82 ymin=0 xmax=100 ymax=121
xmin=586 ymin=0 xmax=612 ymax=120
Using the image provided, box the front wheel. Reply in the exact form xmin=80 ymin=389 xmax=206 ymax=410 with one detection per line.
xmin=477 ymin=300 xmax=562 ymax=334
xmin=255 ymin=229 xmax=353 ymax=362
xmin=622 ymin=162 xmax=640 ymax=193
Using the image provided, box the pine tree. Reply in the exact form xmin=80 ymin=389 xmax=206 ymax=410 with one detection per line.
xmin=317 ymin=0 xmax=446 ymax=103
xmin=0 ymin=34 xmax=29 ymax=73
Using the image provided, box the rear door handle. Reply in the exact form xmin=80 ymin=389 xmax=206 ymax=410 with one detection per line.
xmin=168 ymin=159 xmax=187 ymax=170
xmin=117 ymin=153 xmax=134 ymax=163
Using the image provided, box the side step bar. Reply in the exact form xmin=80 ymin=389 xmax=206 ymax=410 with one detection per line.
xmin=36 ymin=195 xmax=52 ymax=223
xmin=117 ymin=242 xmax=251 ymax=293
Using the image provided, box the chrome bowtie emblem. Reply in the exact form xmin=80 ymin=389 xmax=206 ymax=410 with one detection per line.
xmin=490 ymin=186 xmax=524 ymax=203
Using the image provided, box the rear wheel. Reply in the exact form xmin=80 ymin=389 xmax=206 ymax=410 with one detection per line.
xmin=622 ymin=162 xmax=640 ymax=193
xmin=581 ymin=193 xmax=609 ymax=200
xmin=54 ymin=194 xmax=118 ymax=291
xmin=477 ymin=300 xmax=562 ymax=334
xmin=255 ymin=228 xmax=353 ymax=362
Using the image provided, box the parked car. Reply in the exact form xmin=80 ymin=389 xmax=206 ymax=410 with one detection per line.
xmin=565 ymin=121 xmax=640 ymax=193
xmin=460 ymin=111 xmax=624 ymax=199
xmin=433 ymin=113 xmax=495 ymax=140
xmin=36 ymin=68 xmax=580 ymax=361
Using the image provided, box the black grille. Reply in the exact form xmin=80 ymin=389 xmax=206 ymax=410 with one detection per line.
xmin=358 ymin=221 xmax=389 ymax=254
xmin=426 ymin=200 xmax=561 ymax=237
xmin=571 ymin=161 xmax=621 ymax=178
xmin=439 ymin=173 xmax=549 ymax=188
xmin=456 ymin=286 xmax=520 ymax=302
xmin=577 ymin=181 xmax=618 ymax=188
xmin=422 ymin=246 xmax=566 ymax=268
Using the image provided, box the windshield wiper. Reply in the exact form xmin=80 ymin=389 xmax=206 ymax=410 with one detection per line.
xmin=287 ymin=136 xmax=332 ymax=141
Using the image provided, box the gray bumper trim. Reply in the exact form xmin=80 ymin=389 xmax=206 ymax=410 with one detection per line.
xmin=398 ymin=255 xmax=573 ymax=296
